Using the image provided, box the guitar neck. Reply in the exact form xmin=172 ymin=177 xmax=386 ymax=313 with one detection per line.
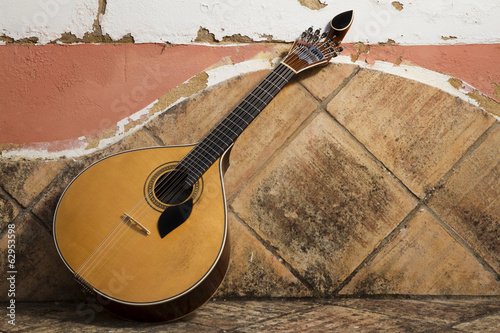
xmin=178 ymin=63 xmax=296 ymax=186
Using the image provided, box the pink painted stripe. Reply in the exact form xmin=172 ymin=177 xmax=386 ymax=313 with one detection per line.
xmin=0 ymin=43 xmax=498 ymax=147
xmin=0 ymin=43 xmax=270 ymax=144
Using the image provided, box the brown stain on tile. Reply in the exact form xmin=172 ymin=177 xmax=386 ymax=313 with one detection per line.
xmin=341 ymin=209 xmax=500 ymax=295
xmin=327 ymin=68 xmax=496 ymax=198
xmin=427 ymin=126 xmax=500 ymax=273
xmin=0 ymin=159 xmax=68 ymax=207
xmin=0 ymin=193 xmax=18 ymax=230
xmin=0 ymin=214 xmax=83 ymax=301
xmin=216 ymin=214 xmax=312 ymax=297
xmin=231 ymin=112 xmax=416 ymax=295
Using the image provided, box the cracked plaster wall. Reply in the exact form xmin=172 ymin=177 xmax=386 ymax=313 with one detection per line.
xmin=1 ymin=0 xmax=499 ymax=45
xmin=0 ymin=0 xmax=499 ymax=157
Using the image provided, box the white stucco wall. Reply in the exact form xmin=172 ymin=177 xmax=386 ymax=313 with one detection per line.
xmin=0 ymin=0 xmax=98 ymax=44
xmin=1 ymin=0 xmax=499 ymax=45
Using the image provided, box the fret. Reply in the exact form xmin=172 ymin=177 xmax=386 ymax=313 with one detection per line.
xmin=239 ymin=99 xmax=260 ymax=113
xmin=177 ymin=64 xmax=295 ymax=186
xmin=248 ymin=92 xmax=267 ymax=108
xmin=253 ymin=85 xmax=274 ymax=99
xmin=222 ymin=116 xmax=245 ymax=132
xmin=263 ymin=77 xmax=281 ymax=90
xmin=217 ymin=119 xmax=240 ymax=138
xmin=228 ymin=109 xmax=250 ymax=126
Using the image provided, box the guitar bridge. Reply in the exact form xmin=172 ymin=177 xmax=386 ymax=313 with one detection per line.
xmin=123 ymin=213 xmax=151 ymax=235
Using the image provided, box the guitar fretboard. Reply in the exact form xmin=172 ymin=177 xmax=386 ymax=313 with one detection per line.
xmin=178 ymin=63 xmax=295 ymax=187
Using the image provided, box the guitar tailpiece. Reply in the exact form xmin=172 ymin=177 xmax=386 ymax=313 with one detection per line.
xmin=74 ymin=275 xmax=95 ymax=295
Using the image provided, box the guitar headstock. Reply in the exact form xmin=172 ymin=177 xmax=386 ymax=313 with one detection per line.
xmin=282 ymin=10 xmax=353 ymax=74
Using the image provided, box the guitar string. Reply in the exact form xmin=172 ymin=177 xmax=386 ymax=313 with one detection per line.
xmin=76 ymin=36 xmax=339 ymax=283
xmin=128 ymin=32 xmax=341 ymax=221
xmin=78 ymin=65 xmax=295 ymax=286
xmin=76 ymin=63 xmax=296 ymax=284
xmin=76 ymin=37 xmax=342 ymax=283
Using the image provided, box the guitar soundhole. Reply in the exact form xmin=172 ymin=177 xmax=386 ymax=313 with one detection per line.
xmin=154 ymin=170 xmax=193 ymax=205
xmin=145 ymin=162 xmax=202 ymax=211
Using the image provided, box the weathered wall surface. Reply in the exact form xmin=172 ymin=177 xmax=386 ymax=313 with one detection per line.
xmin=0 ymin=0 xmax=499 ymax=303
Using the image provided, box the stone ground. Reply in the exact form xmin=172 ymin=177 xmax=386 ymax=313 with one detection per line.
xmin=2 ymin=298 xmax=500 ymax=332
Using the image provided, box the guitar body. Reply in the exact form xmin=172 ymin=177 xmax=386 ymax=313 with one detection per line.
xmin=53 ymin=145 xmax=230 ymax=322
xmin=53 ymin=10 xmax=353 ymax=322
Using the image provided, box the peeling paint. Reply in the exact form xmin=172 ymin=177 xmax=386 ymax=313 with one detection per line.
xmin=351 ymin=42 xmax=370 ymax=62
xmin=149 ymin=72 xmax=209 ymax=116
xmin=2 ymin=54 xmax=494 ymax=160
xmin=391 ymin=2 xmax=403 ymax=11
xmin=334 ymin=56 xmax=482 ymax=111
xmin=297 ymin=0 xmax=327 ymax=11
xmin=448 ymin=78 xmax=500 ymax=118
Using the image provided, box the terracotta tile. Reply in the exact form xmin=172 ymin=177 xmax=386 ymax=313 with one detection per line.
xmin=297 ymin=63 xmax=358 ymax=101
xmin=0 ymin=214 xmax=83 ymax=302
xmin=147 ymin=70 xmax=268 ymax=145
xmin=0 ymin=192 xmax=19 ymax=230
xmin=453 ymin=312 xmax=500 ymax=333
xmin=231 ymin=112 xmax=417 ymax=295
xmin=427 ymin=125 xmax=500 ymax=274
xmin=239 ymin=304 xmax=439 ymax=332
xmin=224 ymin=81 xmax=317 ymax=196
xmin=341 ymin=209 xmax=500 ymax=295
xmin=215 ymin=213 xmax=312 ymax=297
xmin=0 ymin=159 xmax=68 ymax=207
xmin=326 ymin=69 xmax=496 ymax=197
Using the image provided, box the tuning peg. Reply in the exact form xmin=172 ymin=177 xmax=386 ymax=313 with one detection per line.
xmin=314 ymin=29 xmax=321 ymax=36
xmin=321 ymin=32 xmax=328 ymax=39
xmin=332 ymin=52 xmax=338 ymax=58
xmin=307 ymin=27 xmax=313 ymax=33
xmin=337 ymin=46 xmax=344 ymax=52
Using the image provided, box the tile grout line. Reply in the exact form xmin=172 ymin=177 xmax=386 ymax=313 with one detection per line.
xmin=0 ymin=185 xmax=28 ymax=237
xmin=426 ymin=205 xmax=500 ymax=282
xmin=332 ymin=203 xmax=425 ymax=294
xmin=422 ymin=119 xmax=500 ymax=280
xmin=226 ymin=83 xmax=327 ymax=204
xmin=225 ymin=65 xmax=366 ymax=296
xmin=228 ymin=209 xmax=320 ymax=296
xmin=0 ymin=166 xmax=57 ymax=237
xmin=423 ymin=119 xmax=499 ymax=202
xmin=142 ymin=125 xmax=166 ymax=146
